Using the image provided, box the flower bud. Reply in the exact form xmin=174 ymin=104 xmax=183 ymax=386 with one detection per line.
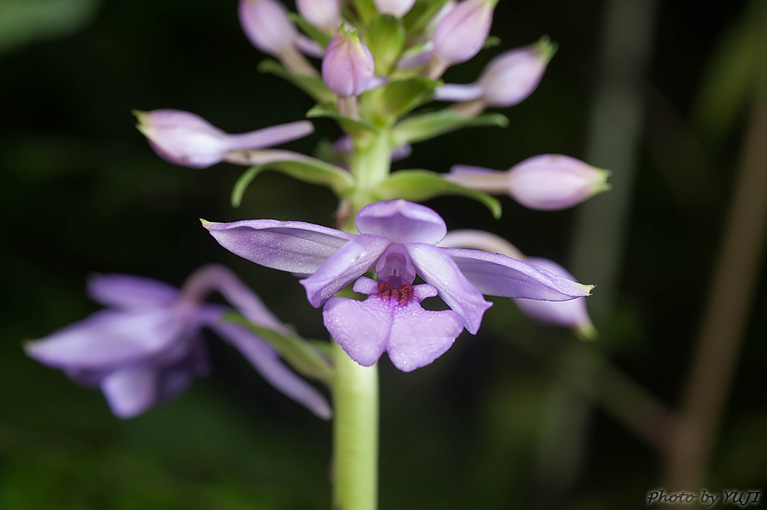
xmin=448 ymin=155 xmax=610 ymax=210
xmin=432 ymin=0 xmax=497 ymax=67
xmin=507 ymin=155 xmax=611 ymax=210
xmin=478 ymin=38 xmax=556 ymax=107
xmin=297 ymin=0 xmax=341 ymax=33
xmin=374 ymin=0 xmax=416 ymax=17
xmin=136 ymin=110 xmax=229 ymax=168
xmin=322 ymin=26 xmax=375 ymax=97
xmin=135 ymin=109 xmax=314 ymax=169
xmin=239 ymin=0 xmax=298 ymax=56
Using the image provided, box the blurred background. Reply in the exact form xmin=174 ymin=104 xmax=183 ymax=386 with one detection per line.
xmin=1 ymin=0 xmax=765 ymax=508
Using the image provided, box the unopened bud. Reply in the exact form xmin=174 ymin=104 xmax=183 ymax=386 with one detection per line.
xmin=507 ymin=155 xmax=611 ymax=210
xmin=322 ymin=26 xmax=375 ymax=97
xmin=297 ymin=0 xmax=341 ymax=33
xmin=374 ymin=0 xmax=416 ymax=17
xmin=239 ymin=0 xmax=298 ymax=56
xmin=479 ymin=38 xmax=556 ymax=107
xmin=433 ymin=0 xmax=497 ymax=67
xmin=135 ymin=109 xmax=313 ymax=169
xmin=448 ymin=155 xmax=610 ymax=210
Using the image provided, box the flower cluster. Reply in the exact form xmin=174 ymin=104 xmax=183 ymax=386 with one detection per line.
xmin=28 ymin=0 xmax=608 ymax=429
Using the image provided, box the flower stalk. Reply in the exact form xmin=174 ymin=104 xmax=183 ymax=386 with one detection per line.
xmin=332 ymin=340 xmax=379 ymax=510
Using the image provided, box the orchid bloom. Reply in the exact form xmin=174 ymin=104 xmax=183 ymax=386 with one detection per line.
xmin=25 ymin=266 xmax=331 ymax=419
xmin=204 ymin=200 xmax=593 ymax=371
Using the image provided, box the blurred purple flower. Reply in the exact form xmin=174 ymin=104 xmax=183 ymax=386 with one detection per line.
xmin=135 ymin=110 xmax=313 ymax=169
xmin=26 ymin=266 xmax=331 ymax=419
xmin=204 ymin=200 xmax=592 ymax=370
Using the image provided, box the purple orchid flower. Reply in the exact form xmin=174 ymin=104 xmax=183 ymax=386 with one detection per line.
xmin=25 ymin=265 xmax=331 ymax=419
xmin=203 ymin=200 xmax=593 ymax=371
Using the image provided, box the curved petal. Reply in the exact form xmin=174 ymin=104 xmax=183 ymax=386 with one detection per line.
xmin=87 ymin=274 xmax=180 ymax=309
xmin=101 ymin=366 xmax=159 ymax=419
xmin=25 ymin=308 xmax=190 ymax=370
xmin=300 ymin=235 xmax=391 ymax=307
xmin=406 ymin=244 xmax=491 ymax=334
xmin=213 ymin=322 xmax=332 ymax=419
xmin=356 ymin=199 xmax=447 ymax=244
xmin=443 ymin=248 xmax=594 ymax=300
xmin=513 ymin=257 xmax=594 ymax=332
xmin=203 ymin=219 xmax=353 ymax=275
xmin=180 ymin=266 xmax=289 ymax=334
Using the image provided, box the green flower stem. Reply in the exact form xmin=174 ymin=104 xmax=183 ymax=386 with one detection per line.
xmin=349 ymin=129 xmax=392 ymax=206
xmin=331 ymin=129 xmax=391 ymax=510
xmin=332 ymin=341 xmax=379 ymax=510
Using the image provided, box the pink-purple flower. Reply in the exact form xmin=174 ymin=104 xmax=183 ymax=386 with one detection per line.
xmin=25 ymin=266 xmax=331 ymax=419
xmin=203 ymin=200 xmax=593 ymax=371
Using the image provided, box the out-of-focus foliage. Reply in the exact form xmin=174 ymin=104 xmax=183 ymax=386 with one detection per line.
xmin=0 ymin=0 xmax=100 ymax=53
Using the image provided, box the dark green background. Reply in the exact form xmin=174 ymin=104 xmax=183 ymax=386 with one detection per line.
xmin=2 ymin=0 xmax=765 ymax=508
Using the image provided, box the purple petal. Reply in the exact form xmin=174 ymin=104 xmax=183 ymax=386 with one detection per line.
xmin=87 ymin=274 xmax=180 ymax=309
xmin=434 ymin=83 xmax=484 ymax=102
xmin=26 ymin=308 xmax=192 ymax=370
xmin=405 ymin=244 xmax=492 ymax=334
xmin=443 ymin=247 xmax=594 ymax=300
xmin=300 ymin=235 xmax=391 ymax=307
xmin=356 ymin=199 xmax=447 ymax=244
xmin=180 ymin=266 xmax=289 ymax=334
xmin=203 ymin=219 xmax=353 ymax=275
xmin=226 ymin=121 xmax=314 ymax=151
xmin=323 ymin=280 xmax=463 ymax=371
xmin=513 ymin=257 xmax=594 ymax=331
xmin=213 ymin=322 xmax=332 ymax=419
xmin=101 ymin=366 xmax=159 ymax=419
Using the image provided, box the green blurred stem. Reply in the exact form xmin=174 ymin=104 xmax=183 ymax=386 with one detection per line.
xmin=332 ymin=342 xmax=379 ymax=510
xmin=330 ymin=130 xmax=391 ymax=510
